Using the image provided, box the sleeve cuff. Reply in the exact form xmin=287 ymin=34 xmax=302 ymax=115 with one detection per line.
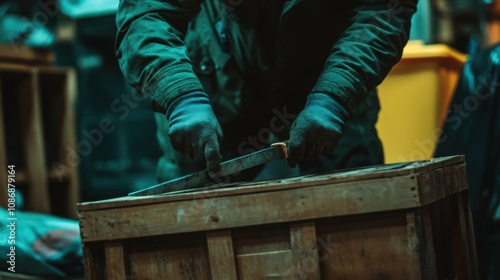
xmin=142 ymin=64 xmax=205 ymax=114
xmin=311 ymin=68 xmax=368 ymax=116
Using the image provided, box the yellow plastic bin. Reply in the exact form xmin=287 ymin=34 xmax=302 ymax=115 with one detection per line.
xmin=376 ymin=42 xmax=467 ymax=163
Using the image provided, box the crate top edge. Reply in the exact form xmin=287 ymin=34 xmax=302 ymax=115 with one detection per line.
xmin=77 ymin=156 xmax=465 ymax=212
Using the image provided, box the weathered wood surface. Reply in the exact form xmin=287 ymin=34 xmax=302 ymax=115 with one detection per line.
xmin=317 ymin=211 xmax=415 ymax=279
xmin=18 ymin=71 xmax=50 ymax=213
xmin=79 ymin=176 xmax=420 ymax=242
xmin=290 ymin=222 xmax=321 ymax=280
xmin=206 ymin=230 xmax=238 ymax=280
xmin=104 ymin=242 xmax=127 ymax=280
xmin=79 ymin=156 xmax=477 ymax=279
xmin=78 ymin=156 xmax=465 ymax=211
xmin=419 ymin=207 xmax=439 ymax=279
xmin=79 ymin=158 xmax=467 ymax=242
xmin=127 ymin=233 xmax=211 ymax=279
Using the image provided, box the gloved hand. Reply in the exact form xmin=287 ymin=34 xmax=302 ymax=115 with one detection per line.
xmin=288 ymin=93 xmax=350 ymax=167
xmin=166 ymin=91 xmax=223 ymax=178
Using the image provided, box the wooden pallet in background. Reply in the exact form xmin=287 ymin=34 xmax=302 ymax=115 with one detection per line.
xmin=0 ymin=62 xmax=79 ymax=218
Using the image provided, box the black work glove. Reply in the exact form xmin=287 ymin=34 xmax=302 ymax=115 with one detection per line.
xmin=288 ymin=93 xmax=350 ymax=167
xmin=166 ymin=91 xmax=223 ymax=178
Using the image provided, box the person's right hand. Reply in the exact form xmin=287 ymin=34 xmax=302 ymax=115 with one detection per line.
xmin=166 ymin=91 xmax=223 ymax=178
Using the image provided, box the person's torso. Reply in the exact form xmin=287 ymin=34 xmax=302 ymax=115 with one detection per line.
xmin=185 ymin=0 xmax=353 ymax=122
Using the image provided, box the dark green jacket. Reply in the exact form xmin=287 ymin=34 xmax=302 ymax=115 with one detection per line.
xmin=115 ymin=0 xmax=417 ymax=121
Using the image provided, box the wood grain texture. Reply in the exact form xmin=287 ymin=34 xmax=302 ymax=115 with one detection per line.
xmin=428 ymin=195 xmax=468 ymax=279
xmin=77 ymin=156 xmax=465 ymax=212
xmin=456 ymin=192 xmax=479 ymax=279
xmin=317 ymin=211 xmax=417 ymax=279
xmin=416 ymin=163 xmax=467 ymax=205
xmin=206 ymin=230 xmax=238 ymax=280
xmin=237 ymin=251 xmax=292 ymax=279
xmin=419 ymin=207 xmax=438 ymax=279
xmin=80 ymin=162 xmax=469 ymax=242
xmin=127 ymin=233 xmax=211 ymax=280
xmin=290 ymin=222 xmax=321 ymax=280
xmin=83 ymin=246 xmax=94 ymax=280
xmin=104 ymin=242 xmax=127 ymax=280
xmin=79 ymin=176 xmax=420 ymax=242
xmin=18 ymin=71 xmax=50 ymax=213
xmin=79 ymin=243 xmax=108 ymax=280
xmin=406 ymin=212 xmax=423 ymax=279
xmin=232 ymin=224 xmax=293 ymax=279
xmin=79 ymin=156 xmax=476 ymax=279
xmin=233 ymin=223 xmax=291 ymax=256
xmin=462 ymin=192 xmax=479 ymax=279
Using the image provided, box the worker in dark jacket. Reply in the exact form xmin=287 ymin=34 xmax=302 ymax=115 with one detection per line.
xmin=115 ymin=0 xmax=418 ymax=182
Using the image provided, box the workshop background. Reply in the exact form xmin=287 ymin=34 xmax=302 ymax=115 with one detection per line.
xmin=0 ymin=0 xmax=498 ymax=279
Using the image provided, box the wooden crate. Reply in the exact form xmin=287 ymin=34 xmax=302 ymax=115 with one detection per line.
xmin=77 ymin=156 xmax=478 ymax=279
xmin=0 ymin=63 xmax=79 ymax=218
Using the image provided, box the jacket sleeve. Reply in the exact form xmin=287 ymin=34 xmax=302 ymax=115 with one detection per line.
xmin=115 ymin=0 xmax=204 ymax=113
xmin=311 ymin=0 xmax=418 ymax=116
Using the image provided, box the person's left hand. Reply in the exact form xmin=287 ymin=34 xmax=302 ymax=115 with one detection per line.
xmin=288 ymin=93 xmax=350 ymax=167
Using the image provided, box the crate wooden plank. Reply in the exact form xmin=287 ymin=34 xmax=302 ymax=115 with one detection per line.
xmin=77 ymin=156 xmax=465 ymax=212
xmin=83 ymin=246 xmax=99 ymax=280
xmin=419 ymin=207 xmax=439 ymax=278
xmin=462 ymin=192 xmax=479 ymax=279
xmin=17 ymin=70 xmax=50 ymax=213
xmin=427 ymin=194 xmax=471 ymax=280
xmin=127 ymin=233 xmax=211 ymax=279
xmin=79 ymin=160 xmax=467 ymax=243
xmin=317 ymin=211 xmax=418 ymax=279
xmin=406 ymin=211 xmax=424 ymax=279
xmin=233 ymin=224 xmax=294 ymax=278
xmin=416 ymin=163 xmax=466 ymax=203
xmin=104 ymin=242 xmax=127 ymax=280
xmin=79 ymin=175 xmax=420 ymax=242
xmin=206 ymin=230 xmax=238 ymax=280
xmin=456 ymin=192 xmax=479 ymax=279
xmin=237 ymin=250 xmax=292 ymax=279
xmin=290 ymin=222 xmax=321 ymax=279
